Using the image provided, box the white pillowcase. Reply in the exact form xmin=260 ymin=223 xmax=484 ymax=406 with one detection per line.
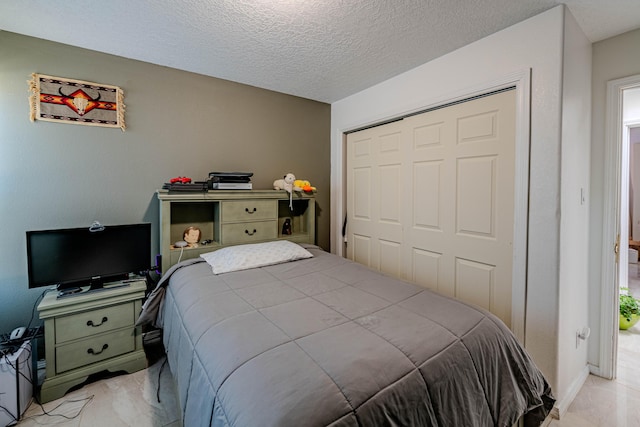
xmin=200 ymin=240 xmax=313 ymax=274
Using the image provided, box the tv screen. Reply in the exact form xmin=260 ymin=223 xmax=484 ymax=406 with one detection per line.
xmin=26 ymin=223 xmax=151 ymax=292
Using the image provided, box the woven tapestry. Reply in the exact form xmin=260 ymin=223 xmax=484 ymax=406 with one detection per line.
xmin=28 ymin=73 xmax=126 ymax=131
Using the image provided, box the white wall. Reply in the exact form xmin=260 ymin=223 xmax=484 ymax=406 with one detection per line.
xmin=556 ymin=9 xmax=592 ymax=408
xmin=331 ymin=5 xmax=590 ymax=407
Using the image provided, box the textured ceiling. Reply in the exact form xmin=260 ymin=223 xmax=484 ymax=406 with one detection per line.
xmin=1 ymin=0 xmax=639 ymax=103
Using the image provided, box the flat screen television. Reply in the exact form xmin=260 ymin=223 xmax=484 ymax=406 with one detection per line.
xmin=26 ymin=223 xmax=151 ymax=295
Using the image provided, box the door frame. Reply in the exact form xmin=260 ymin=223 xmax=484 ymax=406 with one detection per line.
xmin=333 ymin=69 xmax=531 ymax=342
xmin=600 ymin=74 xmax=640 ymax=379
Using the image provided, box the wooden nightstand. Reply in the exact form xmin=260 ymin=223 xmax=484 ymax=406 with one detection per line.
xmin=37 ymin=280 xmax=147 ymax=403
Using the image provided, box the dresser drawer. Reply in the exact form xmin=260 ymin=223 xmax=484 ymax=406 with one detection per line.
xmin=55 ymin=328 xmax=136 ymax=373
xmin=221 ymin=221 xmax=278 ymax=244
xmin=221 ymin=200 xmax=277 ymax=222
xmin=55 ymin=302 xmax=135 ymax=344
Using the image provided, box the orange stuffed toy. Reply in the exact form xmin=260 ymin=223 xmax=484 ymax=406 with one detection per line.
xmin=293 ymin=179 xmax=316 ymax=193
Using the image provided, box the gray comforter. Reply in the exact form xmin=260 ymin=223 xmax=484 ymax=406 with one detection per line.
xmin=138 ymin=245 xmax=554 ymax=427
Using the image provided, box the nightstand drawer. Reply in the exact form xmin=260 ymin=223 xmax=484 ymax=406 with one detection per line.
xmin=55 ymin=302 xmax=135 ymax=344
xmin=56 ymin=329 xmax=136 ymax=373
xmin=221 ymin=221 xmax=278 ymax=244
xmin=221 ymin=200 xmax=277 ymax=222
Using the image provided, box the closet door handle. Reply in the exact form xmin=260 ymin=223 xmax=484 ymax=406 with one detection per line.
xmin=87 ymin=344 xmax=109 ymax=355
xmin=87 ymin=317 xmax=108 ymax=327
xmin=245 ymin=207 xmax=257 ymax=214
xmin=245 ymin=229 xmax=257 ymax=236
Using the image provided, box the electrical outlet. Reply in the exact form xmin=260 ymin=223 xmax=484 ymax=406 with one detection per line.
xmin=576 ymin=327 xmax=591 ymax=348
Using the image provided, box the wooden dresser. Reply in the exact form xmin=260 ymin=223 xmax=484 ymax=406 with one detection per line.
xmin=157 ymin=190 xmax=316 ymax=272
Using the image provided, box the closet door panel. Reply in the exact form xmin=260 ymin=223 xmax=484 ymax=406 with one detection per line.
xmin=404 ymin=90 xmax=516 ymax=326
xmin=346 ymin=89 xmax=516 ymax=327
xmin=347 ymin=121 xmax=404 ymax=274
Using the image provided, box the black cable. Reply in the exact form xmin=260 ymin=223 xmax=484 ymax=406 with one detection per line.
xmin=2 ymin=297 xmax=102 ymax=425
xmin=25 ymin=395 xmax=94 ymax=421
xmin=156 ymin=356 xmax=168 ymax=403
xmin=2 ymin=340 xmax=93 ymax=423
xmin=0 ymin=402 xmax=19 ymax=424
xmin=1 ymin=293 xmax=46 ymax=425
xmin=23 ymin=288 xmax=52 ymax=334
xmin=1 ymin=343 xmax=33 ymax=424
xmin=4 ymin=344 xmax=33 ymax=385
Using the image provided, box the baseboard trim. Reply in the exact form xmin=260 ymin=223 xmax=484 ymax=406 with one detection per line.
xmin=551 ymin=365 xmax=590 ymax=419
xmin=588 ymin=362 xmax=607 ymax=379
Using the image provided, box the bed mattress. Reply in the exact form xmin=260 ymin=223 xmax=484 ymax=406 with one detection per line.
xmin=140 ymin=245 xmax=554 ymax=427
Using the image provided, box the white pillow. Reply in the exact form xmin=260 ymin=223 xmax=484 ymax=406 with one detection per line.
xmin=200 ymin=240 xmax=313 ymax=274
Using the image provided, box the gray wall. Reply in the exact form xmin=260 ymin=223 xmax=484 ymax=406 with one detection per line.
xmin=0 ymin=31 xmax=331 ymax=333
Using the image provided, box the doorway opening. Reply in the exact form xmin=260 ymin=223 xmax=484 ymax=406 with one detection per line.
xmin=600 ymin=75 xmax=640 ymax=379
xmin=619 ymin=117 xmax=640 ymax=383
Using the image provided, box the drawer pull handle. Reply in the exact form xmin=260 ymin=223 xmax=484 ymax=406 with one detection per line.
xmin=87 ymin=344 xmax=109 ymax=355
xmin=245 ymin=229 xmax=257 ymax=236
xmin=87 ymin=317 xmax=108 ymax=327
xmin=245 ymin=207 xmax=257 ymax=214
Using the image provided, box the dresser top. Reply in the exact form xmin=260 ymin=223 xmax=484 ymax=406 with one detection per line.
xmin=38 ymin=279 xmax=146 ymax=317
xmin=156 ymin=189 xmax=315 ymax=201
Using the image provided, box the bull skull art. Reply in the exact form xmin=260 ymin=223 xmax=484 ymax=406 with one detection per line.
xmin=29 ymin=74 xmax=125 ymax=130
xmin=57 ymin=87 xmax=102 ymax=116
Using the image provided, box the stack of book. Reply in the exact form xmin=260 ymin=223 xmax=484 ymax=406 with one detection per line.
xmin=208 ymin=172 xmax=253 ymax=190
xmin=162 ymin=182 xmax=208 ymax=192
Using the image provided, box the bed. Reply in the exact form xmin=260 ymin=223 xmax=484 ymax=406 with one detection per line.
xmin=137 ymin=241 xmax=554 ymax=427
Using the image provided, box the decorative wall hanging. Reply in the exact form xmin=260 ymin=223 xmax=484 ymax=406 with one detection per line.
xmin=28 ymin=73 xmax=125 ymax=131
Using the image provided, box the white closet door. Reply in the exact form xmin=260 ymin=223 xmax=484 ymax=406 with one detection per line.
xmin=346 ymin=89 xmax=516 ymax=327
xmin=346 ymin=120 xmax=405 ymax=277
